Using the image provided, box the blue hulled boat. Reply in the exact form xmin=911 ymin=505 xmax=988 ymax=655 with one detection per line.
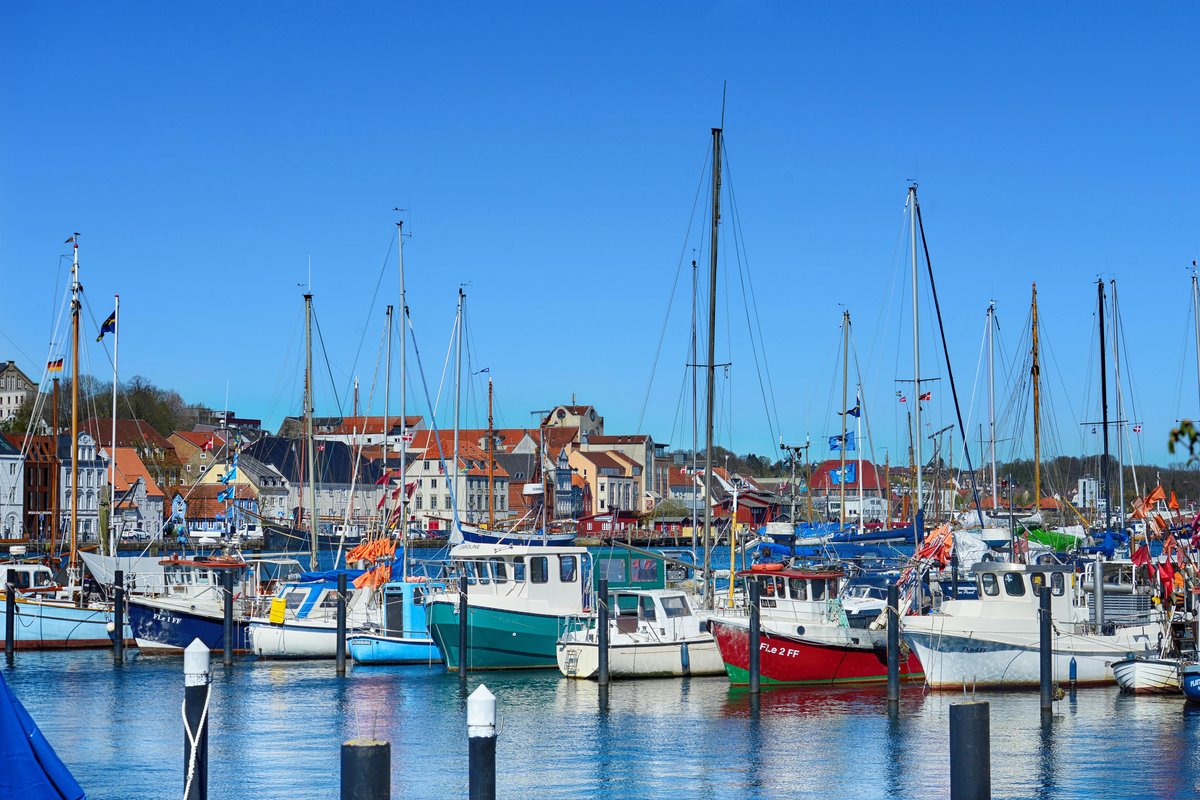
xmin=1183 ymin=663 xmax=1200 ymax=703
xmin=348 ymin=579 xmax=444 ymax=665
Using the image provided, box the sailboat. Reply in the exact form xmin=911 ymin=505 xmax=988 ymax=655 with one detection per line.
xmin=0 ymin=235 xmax=125 ymax=649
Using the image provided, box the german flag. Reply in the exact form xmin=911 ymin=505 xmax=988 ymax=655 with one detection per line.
xmin=47 ymin=358 xmax=64 ymax=373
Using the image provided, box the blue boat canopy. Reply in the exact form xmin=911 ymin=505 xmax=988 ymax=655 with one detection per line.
xmin=298 ymin=569 xmax=366 ymax=583
xmin=0 ymin=671 xmax=85 ymax=800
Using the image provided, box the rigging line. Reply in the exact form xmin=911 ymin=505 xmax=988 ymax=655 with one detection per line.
xmin=723 ymin=150 xmax=782 ymax=457
xmin=431 ymin=312 xmax=458 ymax=424
xmin=340 ymin=230 xmax=398 ymax=412
xmin=957 ymin=310 xmax=991 ymax=474
xmin=848 ymin=325 xmax=879 ymax=477
xmin=636 ymin=141 xmax=712 ymax=433
xmin=405 ymin=312 xmax=459 ymax=514
xmin=864 ymin=203 xmax=911 ymax=381
xmin=310 ymin=306 xmax=347 ymax=422
xmin=913 ymin=194 xmax=984 ymax=525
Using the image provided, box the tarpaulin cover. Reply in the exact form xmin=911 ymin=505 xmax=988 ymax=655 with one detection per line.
xmin=0 ymin=671 xmax=85 ymax=799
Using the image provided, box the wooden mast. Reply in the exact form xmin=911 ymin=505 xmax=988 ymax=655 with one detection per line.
xmin=1032 ymin=283 xmax=1041 ymax=515
xmin=49 ymin=377 xmax=60 ymax=555
xmin=68 ymin=235 xmax=81 ymax=577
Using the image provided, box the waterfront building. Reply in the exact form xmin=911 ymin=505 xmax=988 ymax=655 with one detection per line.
xmin=85 ymin=418 xmax=184 ymax=490
xmin=0 ymin=361 xmax=37 ymax=422
xmin=56 ymin=432 xmax=108 ymax=544
xmin=5 ymin=434 xmax=54 ymax=543
xmin=0 ymin=433 xmax=24 ymax=538
xmin=109 ymin=447 xmax=165 ymax=541
xmin=567 ymin=449 xmax=639 ymax=515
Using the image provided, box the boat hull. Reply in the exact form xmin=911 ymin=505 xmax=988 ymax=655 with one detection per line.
xmin=1183 ymin=664 xmax=1200 ymax=702
xmin=1111 ymin=657 xmax=1181 ymax=694
xmin=903 ymin=626 xmax=1154 ymax=689
xmin=458 ymin=528 xmax=576 ymax=547
xmin=556 ymin=636 xmax=724 ymax=679
xmin=710 ymin=618 xmax=923 ymax=686
xmin=427 ymin=599 xmax=565 ymax=670
xmin=127 ymin=597 xmax=249 ymax=653
xmin=248 ymin=620 xmax=350 ymax=659
xmin=347 ymin=634 xmax=442 ymax=665
xmin=1 ymin=596 xmax=120 ymax=649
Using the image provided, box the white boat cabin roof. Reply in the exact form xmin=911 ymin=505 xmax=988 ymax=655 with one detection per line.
xmin=450 ymin=542 xmax=589 ymax=559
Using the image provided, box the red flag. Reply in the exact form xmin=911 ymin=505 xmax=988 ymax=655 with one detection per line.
xmin=919 ymin=391 xmax=932 ymax=401
xmin=1131 ymin=544 xmax=1151 ymax=567
xmin=405 ymin=481 xmax=416 ymax=498
xmin=1160 ymin=561 xmax=1175 ymax=592
xmin=203 ymin=435 xmax=214 ymax=451
xmin=1169 ymin=491 xmax=1180 ymax=511
xmin=1146 ymin=485 xmax=1166 ymax=506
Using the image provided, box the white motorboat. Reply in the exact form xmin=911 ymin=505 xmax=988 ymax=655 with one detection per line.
xmin=903 ymin=561 xmax=1162 ymax=689
xmin=1111 ymin=656 xmax=1182 ymax=694
xmin=556 ymin=588 xmax=722 ymax=679
xmin=248 ymin=571 xmax=376 ymax=658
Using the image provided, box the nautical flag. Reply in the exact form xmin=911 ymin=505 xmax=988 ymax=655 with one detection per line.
xmin=830 ymin=463 xmax=857 ymax=485
xmin=401 ymin=429 xmax=415 ymax=444
xmin=1169 ymin=490 xmax=1180 ymax=511
xmin=1091 ymin=426 xmax=1097 ymax=434
xmin=231 ymin=452 xmax=239 ymax=467
xmin=64 ymin=235 xmax=76 ymax=244
xmin=96 ymin=310 xmax=117 ymax=342
xmin=897 ymin=392 xmax=907 ymax=403
xmin=217 ymin=487 xmax=233 ymax=503
xmin=841 ymin=395 xmax=861 ymax=418
xmin=1146 ymin=485 xmax=1166 ymax=506
xmin=1133 ymin=424 xmax=1143 ymax=434
xmin=221 ymin=467 xmax=236 ymax=485
xmin=919 ymin=391 xmax=932 ymax=402
xmin=46 ymin=358 xmax=64 ymax=373
xmin=317 ymin=442 xmax=326 ymax=452
xmin=203 ymin=435 xmax=214 ymax=451
xmin=1131 ymin=544 xmax=1151 ymax=567
xmin=828 ymin=431 xmax=856 ymax=452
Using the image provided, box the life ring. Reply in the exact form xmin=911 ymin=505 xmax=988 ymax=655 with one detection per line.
xmin=751 ymin=562 xmax=784 ymax=572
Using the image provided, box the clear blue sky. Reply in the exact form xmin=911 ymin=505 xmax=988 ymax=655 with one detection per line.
xmin=3 ymin=3 xmax=1199 ymax=472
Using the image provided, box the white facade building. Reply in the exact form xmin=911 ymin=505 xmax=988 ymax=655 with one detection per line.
xmin=0 ymin=434 xmax=23 ymax=538
xmin=57 ymin=432 xmax=108 ymax=544
xmin=0 ymin=361 xmax=37 ymax=422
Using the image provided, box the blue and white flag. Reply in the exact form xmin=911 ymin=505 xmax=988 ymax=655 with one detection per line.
xmin=830 ymin=462 xmax=857 ymax=485
xmin=828 ymin=431 xmax=856 ymax=452
xmin=221 ymin=467 xmax=237 ymax=485
xmin=841 ymin=395 xmax=861 ymax=418
xmin=217 ymin=487 xmax=233 ymax=503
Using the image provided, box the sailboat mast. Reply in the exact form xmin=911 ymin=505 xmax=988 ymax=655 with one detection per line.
xmin=452 ymin=288 xmax=464 ymax=534
xmin=690 ymin=259 xmax=698 ymax=560
xmin=383 ymin=304 xmax=393 ymax=533
xmin=702 ymin=126 xmax=721 ymax=609
xmin=108 ymin=293 xmax=119 ymax=557
xmin=909 ymin=186 xmax=923 ymax=522
xmin=397 ymin=221 xmax=409 ymax=577
xmin=49 ymin=377 xmax=59 ymax=556
xmin=1111 ymin=280 xmax=1126 ymax=531
xmin=304 ymin=292 xmax=318 ymax=570
xmin=1098 ymin=280 xmax=1112 ymax=530
xmin=1031 ymin=284 xmax=1041 ymax=515
xmin=987 ymin=302 xmax=997 ymax=511
xmin=856 ymin=383 xmax=863 ymax=527
xmin=839 ymin=311 xmax=848 ymax=529
xmin=1193 ymin=264 xmax=1200 ymax=417
xmin=487 ymin=378 xmax=494 ymax=530
xmin=69 ymin=236 xmax=80 ymax=575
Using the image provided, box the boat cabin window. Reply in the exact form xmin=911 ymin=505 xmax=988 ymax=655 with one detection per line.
xmin=660 ymin=594 xmax=691 ymax=618
xmin=598 ymin=558 xmax=626 ymax=583
xmin=632 ymin=558 xmax=659 ymax=582
xmin=811 ymin=580 xmax=827 ymax=601
xmin=560 ymin=555 xmax=577 ymax=583
xmin=1030 ymin=573 xmax=1046 ymax=594
xmin=462 ymin=561 xmax=476 ymax=583
xmin=980 ymin=573 xmax=999 ymax=596
xmin=530 ymin=556 xmax=548 ymax=584
xmin=490 ymin=559 xmax=507 ymax=584
xmin=282 ymin=587 xmax=307 ymax=611
xmin=1003 ymin=573 xmax=1026 ymax=597
xmin=412 ymin=587 xmax=425 ymax=605
xmin=475 ymin=560 xmax=490 ymax=585
xmin=512 ymin=557 xmax=526 ymax=582
xmin=12 ymin=571 xmax=52 ymax=589
xmin=1051 ymin=572 xmax=1065 ymax=596
xmin=317 ymin=590 xmax=340 ymax=610
xmin=788 ymin=578 xmax=808 ymax=601
xmin=639 ymin=595 xmax=656 ymax=621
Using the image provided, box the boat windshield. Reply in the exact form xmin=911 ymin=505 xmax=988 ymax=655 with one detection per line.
xmin=660 ymin=595 xmax=691 ymax=618
xmin=844 ymin=585 xmax=887 ymax=600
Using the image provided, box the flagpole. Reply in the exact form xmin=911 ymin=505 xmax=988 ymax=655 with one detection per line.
xmin=108 ymin=293 xmax=119 ymax=558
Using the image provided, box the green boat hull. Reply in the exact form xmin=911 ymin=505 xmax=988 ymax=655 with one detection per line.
xmin=427 ymin=599 xmax=567 ymax=671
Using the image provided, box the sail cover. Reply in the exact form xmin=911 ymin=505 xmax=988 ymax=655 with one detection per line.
xmin=0 ymin=671 xmax=85 ymax=799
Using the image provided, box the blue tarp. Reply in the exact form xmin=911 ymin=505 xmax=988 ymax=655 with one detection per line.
xmin=0 ymin=671 xmax=85 ymax=799
xmin=298 ymin=569 xmax=366 ymax=583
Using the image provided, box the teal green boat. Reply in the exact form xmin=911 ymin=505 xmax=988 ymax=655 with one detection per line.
xmin=427 ymin=543 xmax=667 ymax=671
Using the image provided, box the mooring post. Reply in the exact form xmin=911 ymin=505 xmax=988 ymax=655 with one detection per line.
xmin=221 ymin=568 xmax=233 ymax=668
xmin=951 ymin=550 xmax=960 ymax=599
xmin=340 ymin=738 xmax=390 ymax=800
xmin=336 ymin=571 xmax=347 ymax=676
xmin=468 ymin=684 xmax=497 ymax=800
xmin=949 ymin=701 xmax=991 ymax=800
xmin=1040 ymin=584 xmax=1053 ymax=714
xmin=183 ymin=639 xmax=211 ymax=800
xmin=113 ymin=568 xmax=125 ymax=665
xmin=597 ymin=577 xmax=609 ymax=686
xmin=458 ymin=574 xmax=469 ymax=677
xmin=5 ymin=568 xmax=15 ymax=664
xmin=887 ymin=582 xmax=900 ymax=709
xmin=748 ymin=578 xmax=761 ymax=694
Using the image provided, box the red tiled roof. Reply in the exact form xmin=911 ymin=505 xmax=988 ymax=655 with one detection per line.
xmin=317 ymin=415 xmax=423 ymax=436
xmin=84 ymin=419 xmax=172 ymax=450
xmin=586 ymin=434 xmax=649 ymax=445
xmin=808 ymin=459 xmax=884 ymax=491
xmin=164 ymin=483 xmax=256 ymax=520
xmin=112 ymin=447 xmax=164 ymax=498
xmin=172 ymin=431 xmax=227 ymax=449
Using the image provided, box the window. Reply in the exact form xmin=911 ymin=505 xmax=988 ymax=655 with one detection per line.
xmin=661 ymin=594 xmax=691 ymax=618
xmin=633 ymin=558 xmax=659 ymax=582
xmin=490 ymin=558 xmax=507 ymax=584
xmin=980 ymin=573 xmax=999 ymax=596
xmin=811 ymin=579 xmax=826 ymax=601
xmin=463 ymin=560 xmax=476 ymax=584
xmin=416 ymin=496 xmax=423 ymax=510
xmin=639 ymin=595 xmax=657 ymax=621
xmin=599 ymin=558 xmax=627 ymax=583
xmin=530 ymin=556 xmax=548 ymax=584
xmin=788 ymin=578 xmax=808 ymax=601
xmin=1002 ymin=573 xmax=1026 ymax=597
xmin=512 ymin=557 xmax=526 ymax=582
xmin=443 ymin=496 xmax=451 ymax=510
xmin=1051 ymin=572 xmax=1066 ymax=596
xmin=560 ymin=555 xmax=577 ymax=583
xmin=475 ymin=560 xmax=490 ymax=585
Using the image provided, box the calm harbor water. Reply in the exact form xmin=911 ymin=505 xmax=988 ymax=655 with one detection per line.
xmin=7 ymin=650 xmax=1200 ymax=799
